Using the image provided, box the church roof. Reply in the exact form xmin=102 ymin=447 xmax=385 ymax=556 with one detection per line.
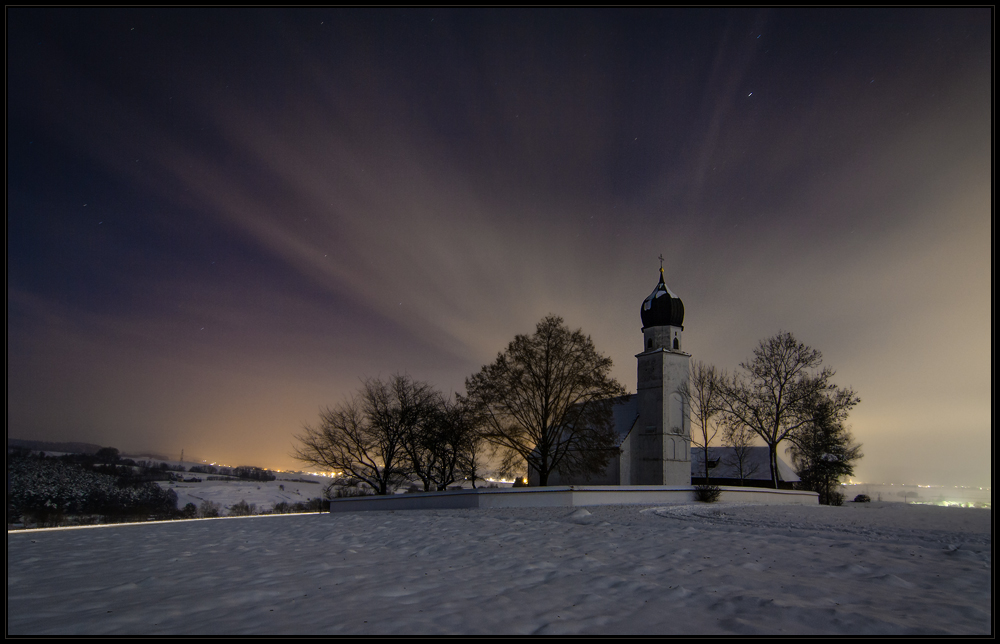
xmin=609 ymin=395 xmax=639 ymax=446
xmin=640 ymin=269 xmax=684 ymax=330
xmin=690 ymin=446 xmax=800 ymax=482
xmin=530 ymin=395 xmax=636 ymax=458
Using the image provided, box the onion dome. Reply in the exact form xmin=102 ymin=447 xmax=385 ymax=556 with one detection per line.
xmin=640 ymin=269 xmax=684 ymax=330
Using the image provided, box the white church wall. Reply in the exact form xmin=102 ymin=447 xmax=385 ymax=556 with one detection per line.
xmin=619 ymin=431 xmax=631 ymax=485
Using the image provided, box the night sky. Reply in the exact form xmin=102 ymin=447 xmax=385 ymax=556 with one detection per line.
xmin=7 ymin=9 xmax=991 ymax=486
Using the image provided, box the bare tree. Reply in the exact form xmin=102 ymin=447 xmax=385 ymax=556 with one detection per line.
xmin=462 ymin=315 xmax=628 ymax=486
xmin=459 ymin=427 xmax=491 ymax=488
xmin=679 ymin=361 xmax=725 ymax=484
xmin=411 ymin=397 xmax=479 ymax=491
xmin=399 ymin=394 xmax=448 ymax=492
xmin=293 ymin=375 xmax=440 ymax=495
xmin=454 ymin=403 xmax=494 ymax=488
xmin=722 ymin=421 xmax=760 ymax=485
xmin=198 ymin=500 xmax=221 ymax=518
xmin=718 ymin=331 xmax=860 ymax=488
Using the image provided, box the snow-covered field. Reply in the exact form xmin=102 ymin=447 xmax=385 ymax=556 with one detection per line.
xmin=7 ymin=502 xmax=990 ymax=635
xmin=164 ymin=474 xmax=331 ymax=513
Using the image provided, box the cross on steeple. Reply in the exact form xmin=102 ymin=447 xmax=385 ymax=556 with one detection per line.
xmin=658 ymin=254 xmax=664 ymax=272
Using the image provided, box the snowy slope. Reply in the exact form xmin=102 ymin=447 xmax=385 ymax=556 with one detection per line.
xmin=161 ymin=474 xmax=508 ymax=514
xmin=163 ymin=474 xmax=329 ymax=513
xmin=7 ymin=502 xmax=990 ymax=635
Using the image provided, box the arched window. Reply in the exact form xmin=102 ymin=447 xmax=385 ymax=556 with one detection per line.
xmin=669 ymin=393 xmax=683 ymax=436
xmin=673 ymin=337 xmax=679 ymax=350
xmin=647 ymin=338 xmax=653 ymax=348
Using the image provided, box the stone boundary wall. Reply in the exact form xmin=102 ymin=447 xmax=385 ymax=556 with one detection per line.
xmin=327 ymin=486 xmax=819 ymax=513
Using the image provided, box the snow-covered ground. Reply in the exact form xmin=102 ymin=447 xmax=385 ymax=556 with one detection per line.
xmin=7 ymin=502 xmax=990 ymax=635
xmin=164 ymin=474 xmax=330 ymax=513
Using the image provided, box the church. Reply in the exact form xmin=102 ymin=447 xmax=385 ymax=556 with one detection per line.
xmin=529 ymin=266 xmax=693 ymax=486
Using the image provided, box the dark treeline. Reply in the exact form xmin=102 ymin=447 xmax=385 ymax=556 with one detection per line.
xmin=7 ymin=438 xmax=105 ymax=454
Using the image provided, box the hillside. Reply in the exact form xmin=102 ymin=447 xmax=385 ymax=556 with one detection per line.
xmin=8 ymin=438 xmax=106 ymax=455
xmin=5 ymin=446 xmax=336 ymax=526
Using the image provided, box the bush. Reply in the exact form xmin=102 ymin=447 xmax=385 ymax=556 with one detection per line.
xmin=695 ymin=484 xmax=722 ymax=503
xmin=198 ymin=500 xmax=221 ymax=518
xmin=829 ymin=491 xmax=845 ymax=506
xmin=290 ymin=498 xmax=327 ymax=512
xmin=853 ymin=494 xmax=871 ymax=503
xmin=229 ymin=499 xmax=256 ymax=516
xmin=332 ymin=485 xmax=374 ymax=498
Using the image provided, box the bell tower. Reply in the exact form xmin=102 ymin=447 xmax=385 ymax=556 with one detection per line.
xmin=631 ymin=264 xmax=691 ymax=486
